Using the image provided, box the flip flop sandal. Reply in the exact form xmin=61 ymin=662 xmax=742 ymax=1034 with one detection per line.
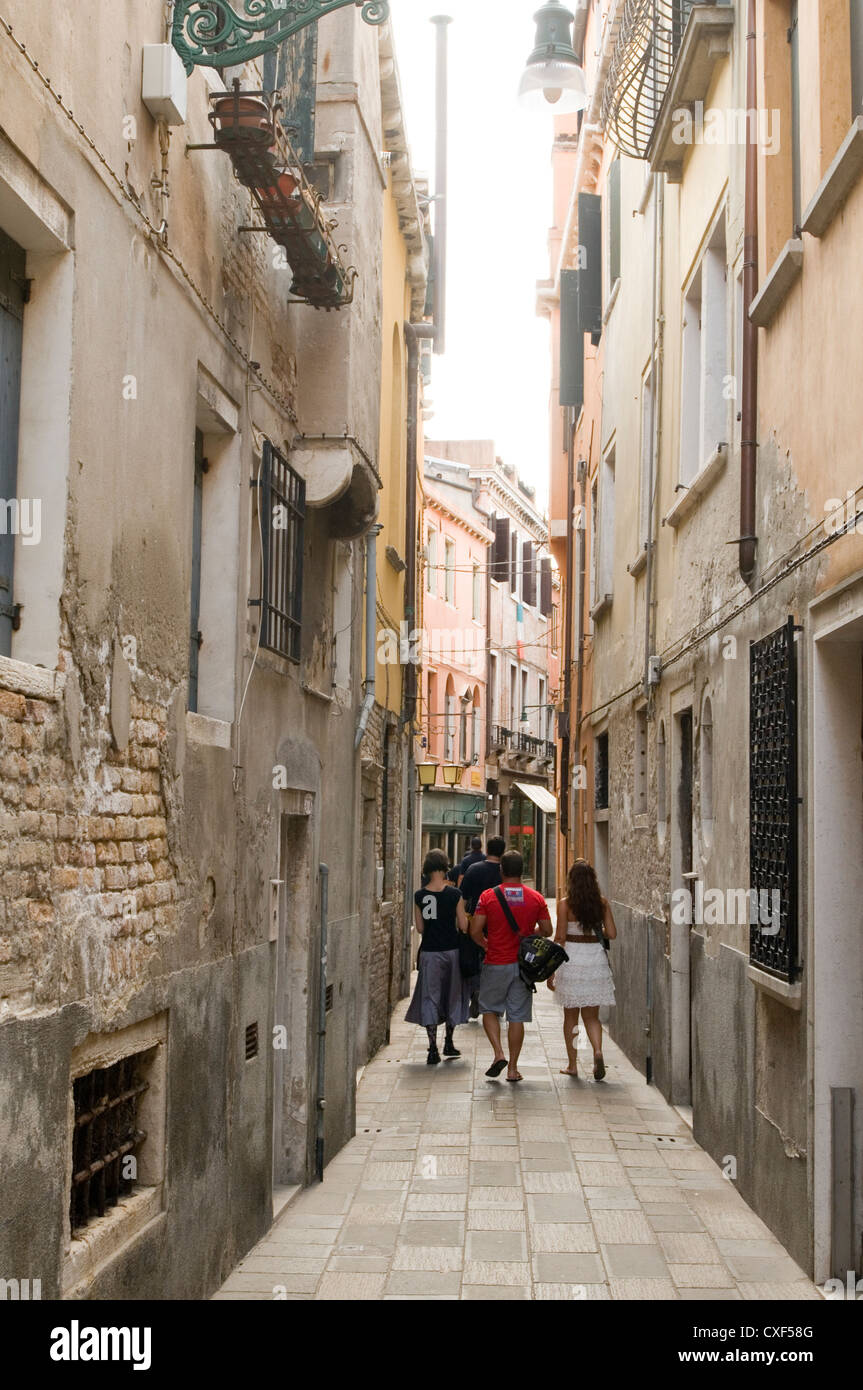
xmin=485 ymin=1058 xmax=507 ymax=1078
xmin=593 ymin=1055 xmax=606 ymax=1082
xmin=506 ymin=1073 xmax=523 ymax=1083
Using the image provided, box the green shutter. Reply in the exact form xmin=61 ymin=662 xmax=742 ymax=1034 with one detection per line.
xmin=577 ymin=192 xmax=602 ymax=338
xmin=560 ymin=268 xmax=584 ymax=412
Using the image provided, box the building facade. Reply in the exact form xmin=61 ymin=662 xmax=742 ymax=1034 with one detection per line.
xmin=0 ymin=1 xmax=424 ymax=1300
xmin=543 ymin=0 xmax=863 ymax=1282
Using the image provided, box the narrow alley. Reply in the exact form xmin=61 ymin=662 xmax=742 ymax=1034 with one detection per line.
xmin=216 ymin=988 xmax=821 ymax=1302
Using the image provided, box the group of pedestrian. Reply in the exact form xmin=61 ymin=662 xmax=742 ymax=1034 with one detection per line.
xmin=406 ymin=838 xmax=617 ymax=1081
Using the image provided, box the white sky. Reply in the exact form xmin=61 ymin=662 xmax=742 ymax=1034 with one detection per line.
xmin=389 ymin=1 xmax=556 ymax=507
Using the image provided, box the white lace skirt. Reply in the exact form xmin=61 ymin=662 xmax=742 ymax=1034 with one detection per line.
xmin=553 ymin=942 xmax=615 ymax=1008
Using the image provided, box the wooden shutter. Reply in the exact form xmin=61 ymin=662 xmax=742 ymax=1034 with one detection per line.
xmin=540 ymin=556 xmax=552 ymax=617
xmin=559 ymin=268 xmax=584 ymax=411
xmin=522 ymin=540 xmax=536 ymax=607
xmin=0 ymin=229 xmax=25 ymax=657
xmin=577 ymin=192 xmax=602 ymax=339
xmin=492 ymin=515 xmax=510 ymax=581
xmin=189 ymin=430 xmax=205 ymax=713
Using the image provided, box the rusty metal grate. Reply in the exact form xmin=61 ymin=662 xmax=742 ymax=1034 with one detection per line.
xmin=256 ymin=439 xmax=305 ymax=664
xmin=245 ymin=1022 xmax=259 ymax=1060
xmin=325 ymin=984 xmax=334 ymax=1013
xmin=70 ymin=1054 xmax=150 ymax=1234
xmin=749 ymin=617 xmax=799 ymax=980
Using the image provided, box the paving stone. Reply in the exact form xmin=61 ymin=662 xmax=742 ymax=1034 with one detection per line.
xmin=584 ymin=1188 xmax=641 ymax=1210
xmin=667 ymin=1263 xmax=738 ymax=1288
xmin=470 ymin=1160 xmax=520 ymax=1186
xmin=519 ymin=1142 xmax=572 ymax=1162
xmin=528 ymin=1194 xmax=590 ymax=1222
xmin=645 ymin=1208 xmax=705 ymax=1233
xmin=724 ymin=1254 xmax=810 ymax=1283
xmin=335 ymin=1225 xmax=399 ymax=1252
xmin=406 ymin=1193 xmax=466 ymax=1212
xmin=658 ymin=1232 xmax=721 ymax=1263
xmin=392 ymin=1244 xmax=463 ymax=1271
xmin=467 ymin=1209 xmax=526 ymax=1231
xmin=462 ymin=1285 xmax=531 ymax=1300
xmin=315 ymin=1272 xmax=387 ymax=1299
xmin=523 ymin=1171 xmax=581 ymax=1193
xmin=327 ymin=1256 xmax=391 ymax=1273
xmin=466 ymin=1230 xmax=528 ymax=1262
xmin=715 ymin=1238 xmax=793 ymax=1258
xmin=469 ymin=1145 xmax=521 ymax=1161
xmin=609 ymin=1279 xmax=678 ymax=1300
xmin=399 ymin=1220 xmax=463 ymax=1246
xmin=737 ymin=1283 xmax=823 ymax=1301
xmin=534 ymin=1283 xmax=611 ymax=1300
xmin=592 ymin=1211 xmax=656 ymax=1244
xmin=533 ymin=1253 xmax=606 ymax=1284
xmin=463 ymin=1261 xmax=533 ymax=1285
xmin=236 ymin=1256 xmax=327 ymax=1275
xmin=529 ymin=1223 xmax=598 ymax=1254
xmin=469 ymin=1186 xmax=524 ymax=1207
xmin=677 ymin=1287 xmax=741 ymax=1300
xmin=222 ymin=1271 xmax=318 ymax=1293
xmin=601 ymin=1244 xmax=670 ymax=1279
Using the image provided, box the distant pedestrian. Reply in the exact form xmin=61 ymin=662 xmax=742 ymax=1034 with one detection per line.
xmin=459 ymin=837 xmax=505 ymax=1019
xmin=456 ymin=836 xmax=486 ymax=887
xmin=548 ymin=858 xmax=616 ymax=1081
xmin=406 ymin=850 xmax=471 ymax=1065
xmin=470 ymin=850 xmax=552 ymax=1082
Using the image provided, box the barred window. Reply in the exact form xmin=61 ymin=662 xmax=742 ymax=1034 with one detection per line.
xmin=70 ymin=1051 xmax=153 ymax=1234
xmin=258 ymin=440 xmax=305 ymax=663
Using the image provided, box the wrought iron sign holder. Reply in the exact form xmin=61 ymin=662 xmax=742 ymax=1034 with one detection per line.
xmin=172 ymin=1 xmax=390 ymax=74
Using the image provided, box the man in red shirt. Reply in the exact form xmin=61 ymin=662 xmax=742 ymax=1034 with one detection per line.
xmin=469 ymin=850 xmax=552 ymax=1081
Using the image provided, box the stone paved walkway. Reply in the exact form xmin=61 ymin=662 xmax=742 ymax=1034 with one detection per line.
xmin=215 ymin=987 xmax=822 ymax=1301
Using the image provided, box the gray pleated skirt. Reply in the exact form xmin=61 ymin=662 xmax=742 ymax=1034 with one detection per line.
xmin=405 ymin=948 xmax=470 ymax=1028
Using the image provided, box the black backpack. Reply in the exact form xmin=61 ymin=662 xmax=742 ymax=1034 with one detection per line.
xmin=493 ymin=887 xmax=569 ymax=992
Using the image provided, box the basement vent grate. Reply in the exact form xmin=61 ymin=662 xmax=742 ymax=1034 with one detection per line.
xmin=325 ymin=984 xmax=334 ymax=1013
xmin=70 ymin=1052 xmax=151 ymax=1233
xmin=244 ymin=1022 xmax=259 ymax=1060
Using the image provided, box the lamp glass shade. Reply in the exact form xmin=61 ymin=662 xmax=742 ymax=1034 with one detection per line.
xmin=441 ymin=764 xmax=463 ymax=786
xmin=518 ymin=58 xmax=588 ymax=112
xmin=416 ymin=762 xmax=438 ymax=787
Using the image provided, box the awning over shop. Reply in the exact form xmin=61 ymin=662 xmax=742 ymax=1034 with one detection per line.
xmin=513 ymin=781 xmax=557 ymax=816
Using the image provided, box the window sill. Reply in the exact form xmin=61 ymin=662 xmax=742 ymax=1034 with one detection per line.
xmin=62 ymin=1188 xmax=164 ymax=1297
xmin=627 ymin=548 xmax=648 ymax=579
xmin=749 ymin=238 xmax=804 ymax=328
xmin=747 ymin=962 xmax=802 ymax=1011
xmin=663 ymin=445 xmax=727 ymax=529
xmin=801 ymin=115 xmax=863 ymax=238
xmin=590 ymin=593 xmax=613 ymax=621
xmin=603 ymin=277 xmax=621 ymax=324
xmin=594 ymin=807 xmax=609 ymax=823
xmin=0 ymin=653 xmax=62 ymax=701
xmin=186 ymin=712 xmax=232 ymax=748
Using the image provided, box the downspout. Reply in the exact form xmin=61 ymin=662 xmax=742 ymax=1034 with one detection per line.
xmin=354 ymin=523 xmax=382 ymax=749
xmin=573 ymin=447 xmax=587 ymax=858
xmin=740 ymin=0 xmax=759 ymax=585
xmin=315 ymin=862 xmax=329 ymax=1183
xmin=560 ymin=412 xmax=576 ymax=860
xmin=644 ymin=171 xmax=664 ymax=700
xmin=431 ymin=15 xmax=452 ymax=354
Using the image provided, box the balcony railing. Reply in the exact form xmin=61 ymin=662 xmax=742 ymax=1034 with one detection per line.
xmin=491 ymin=725 xmax=513 ymax=751
xmin=602 ymin=1 xmax=700 ymax=159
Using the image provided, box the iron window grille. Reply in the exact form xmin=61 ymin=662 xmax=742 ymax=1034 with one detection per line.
xmin=70 ymin=1053 xmax=151 ymax=1234
xmin=256 ymin=439 xmax=305 ymax=663
xmin=245 ymin=1022 xmax=259 ymax=1060
xmin=749 ymin=617 xmax=799 ymax=980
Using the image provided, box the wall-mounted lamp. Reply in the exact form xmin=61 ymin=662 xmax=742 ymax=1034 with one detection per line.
xmin=441 ymin=764 xmax=463 ymax=787
xmin=416 ymin=762 xmax=439 ymax=788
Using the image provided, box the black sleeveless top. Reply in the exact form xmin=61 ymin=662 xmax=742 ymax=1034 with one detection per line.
xmin=414 ymin=886 xmax=462 ymax=952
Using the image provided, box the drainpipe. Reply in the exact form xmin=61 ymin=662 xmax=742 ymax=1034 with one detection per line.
xmin=573 ymin=449 xmax=587 ymax=858
xmin=560 ymin=413 xmax=576 ymax=858
xmin=431 ymin=15 xmax=452 ymax=354
xmin=315 ymin=863 xmax=329 ymax=1183
xmin=644 ymin=171 xmax=664 ymax=700
xmin=354 ymin=523 xmax=382 ymax=749
xmin=740 ymin=0 xmax=759 ymax=585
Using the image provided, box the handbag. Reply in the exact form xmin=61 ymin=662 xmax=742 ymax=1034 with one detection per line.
xmin=493 ymin=887 xmax=569 ymax=992
xmin=458 ymin=918 xmax=485 ymax=979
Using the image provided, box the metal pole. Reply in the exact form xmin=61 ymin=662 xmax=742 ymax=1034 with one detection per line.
xmin=431 ymin=15 xmax=452 ymax=355
xmin=314 ymin=863 xmax=328 ymax=1183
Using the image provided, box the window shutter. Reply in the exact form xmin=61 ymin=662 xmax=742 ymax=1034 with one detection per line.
xmin=492 ymin=516 xmax=510 ymax=581
xmin=608 ymin=158 xmax=621 ymax=289
xmin=540 ymin=556 xmax=552 ymax=616
xmin=559 ymin=268 xmax=584 ymax=411
xmin=577 ymin=192 xmax=602 ymax=338
xmin=522 ymin=540 xmax=536 ymax=607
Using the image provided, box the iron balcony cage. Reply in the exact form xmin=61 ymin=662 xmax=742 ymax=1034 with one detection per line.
xmin=601 ymin=0 xmax=701 ymax=159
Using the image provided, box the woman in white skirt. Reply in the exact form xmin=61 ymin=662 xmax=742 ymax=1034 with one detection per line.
xmin=547 ymin=858 xmax=617 ymax=1081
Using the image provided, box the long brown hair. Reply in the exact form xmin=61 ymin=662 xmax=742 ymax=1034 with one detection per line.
xmin=567 ymin=858 xmax=604 ymax=929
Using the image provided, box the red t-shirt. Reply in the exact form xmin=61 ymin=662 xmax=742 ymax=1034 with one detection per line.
xmin=476 ymin=882 xmax=551 ymax=965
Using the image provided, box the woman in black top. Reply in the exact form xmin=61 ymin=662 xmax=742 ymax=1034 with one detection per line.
xmin=406 ymin=849 xmax=471 ymax=1064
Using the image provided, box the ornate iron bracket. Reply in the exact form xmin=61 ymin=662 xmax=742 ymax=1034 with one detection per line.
xmin=172 ymin=1 xmax=390 ymax=74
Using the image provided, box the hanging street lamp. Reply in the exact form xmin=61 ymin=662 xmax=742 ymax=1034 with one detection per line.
xmin=172 ymin=1 xmax=390 ymax=74
xmin=416 ymin=762 xmax=439 ymax=788
xmin=518 ymin=1 xmax=588 ymax=113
